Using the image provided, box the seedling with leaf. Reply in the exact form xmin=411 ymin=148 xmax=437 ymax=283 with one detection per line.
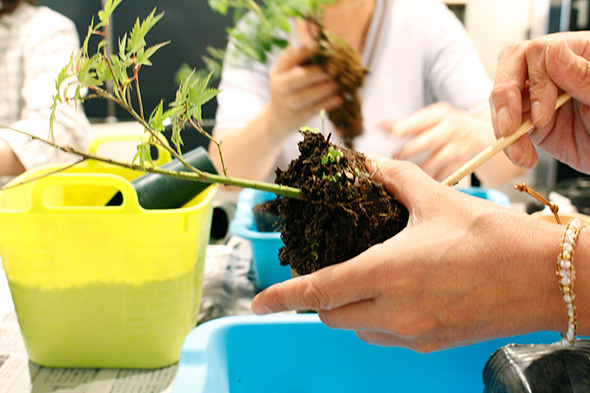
xmin=38 ymin=0 xmax=301 ymax=198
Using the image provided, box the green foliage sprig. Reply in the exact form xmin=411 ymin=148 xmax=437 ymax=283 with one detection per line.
xmin=321 ymin=146 xmax=342 ymax=165
xmin=47 ymin=0 xmax=301 ymax=199
xmin=209 ymin=0 xmax=336 ymax=63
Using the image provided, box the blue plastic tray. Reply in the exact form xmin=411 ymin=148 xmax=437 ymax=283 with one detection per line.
xmin=230 ymin=189 xmax=290 ymax=289
xmin=172 ymin=314 xmax=558 ymax=393
xmin=458 ymin=187 xmax=511 ymax=207
xmin=230 ymin=188 xmax=510 ymax=290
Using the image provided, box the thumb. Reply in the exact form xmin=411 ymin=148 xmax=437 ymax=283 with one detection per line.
xmin=368 ymin=159 xmax=440 ymax=211
xmin=546 ymin=38 xmax=590 ymax=105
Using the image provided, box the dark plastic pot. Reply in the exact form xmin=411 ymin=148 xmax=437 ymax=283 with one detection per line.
xmin=107 ymin=147 xmax=218 ymax=209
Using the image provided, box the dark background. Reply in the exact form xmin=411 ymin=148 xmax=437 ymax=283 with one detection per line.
xmin=37 ymin=1 xmax=590 ymax=185
xmin=37 ymin=0 xmax=231 ymax=124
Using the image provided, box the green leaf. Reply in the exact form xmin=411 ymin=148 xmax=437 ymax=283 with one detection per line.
xmin=133 ymin=143 xmax=153 ymax=168
xmin=148 ymin=100 xmax=166 ymax=134
xmin=127 ymin=8 xmax=164 ymax=56
xmin=208 ymin=0 xmax=228 ymax=14
xmin=118 ymin=33 xmax=128 ymax=62
xmin=96 ymin=0 xmax=123 ymax=29
xmin=134 ymin=41 xmax=169 ymax=67
xmin=77 ymin=55 xmax=102 ymax=88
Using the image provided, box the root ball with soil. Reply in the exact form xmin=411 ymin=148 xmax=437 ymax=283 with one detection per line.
xmin=268 ymin=131 xmax=409 ymax=275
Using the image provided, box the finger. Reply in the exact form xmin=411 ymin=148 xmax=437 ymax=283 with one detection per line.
xmin=377 ymin=120 xmax=395 ymax=133
xmin=315 ymin=93 xmax=343 ymax=113
xmin=501 ymin=90 xmax=538 ymax=167
xmin=369 ymin=160 xmax=441 ymax=211
xmin=316 ymin=299 xmax=380 ymax=331
xmin=419 ymin=142 xmax=464 ymax=181
xmin=297 ymin=93 xmax=343 ymax=119
xmin=490 ymin=43 xmax=528 ymax=137
xmin=274 ymin=45 xmax=314 ymax=73
xmin=391 ymin=103 xmax=448 ymax=137
xmin=355 ymin=330 xmax=407 ymax=347
xmin=524 ymin=39 xmax=559 ymax=127
xmin=505 ymin=137 xmax=539 ymax=169
xmin=278 ymin=66 xmax=333 ymax=95
xmin=287 ymin=80 xmax=340 ymax=111
xmin=546 ymin=36 xmax=590 ymax=105
xmin=317 ymin=296 xmax=441 ymax=338
xmin=355 ymin=331 xmax=453 ymax=353
xmin=251 ymin=248 xmax=384 ymax=314
xmin=395 ymin=123 xmax=446 ymax=160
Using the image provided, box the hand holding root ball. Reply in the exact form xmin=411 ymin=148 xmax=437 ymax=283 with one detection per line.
xmin=252 ymin=159 xmax=572 ymax=351
xmin=253 ymin=31 xmax=590 ymax=351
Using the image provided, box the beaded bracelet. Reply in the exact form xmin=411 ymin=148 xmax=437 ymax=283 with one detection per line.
xmin=557 ymin=218 xmax=585 ymax=346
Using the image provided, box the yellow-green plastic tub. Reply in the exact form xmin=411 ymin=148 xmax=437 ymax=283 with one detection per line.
xmin=0 ymin=155 xmax=216 ymax=369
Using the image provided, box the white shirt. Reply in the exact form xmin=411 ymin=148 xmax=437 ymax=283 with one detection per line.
xmin=214 ymin=0 xmax=492 ymax=177
xmin=0 ymin=4 xmax=90 ymax=170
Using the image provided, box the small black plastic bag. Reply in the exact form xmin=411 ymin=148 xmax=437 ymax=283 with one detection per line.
xmin=483 ymin=341 xmax=590 ymax=393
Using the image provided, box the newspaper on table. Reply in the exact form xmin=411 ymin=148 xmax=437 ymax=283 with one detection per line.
xmin=0 ymin=237 xmax=257 ymax=393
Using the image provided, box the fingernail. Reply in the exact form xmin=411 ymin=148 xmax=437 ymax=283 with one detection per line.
xmin=496 ymin=107 xmax=513 ymax=135
xmin=251 ymin=297 xmax=272 ymax=315
xmin=506 ymin=143 xmax=524 ymax=165
xmin=530 ymin=100 xmax=543 ymax=125
xmin=556 ymin=39 xmax=572 ymax=66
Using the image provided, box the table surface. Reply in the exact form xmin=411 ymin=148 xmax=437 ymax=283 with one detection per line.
xmin=0 ymin=237 xmax=257 ymax=393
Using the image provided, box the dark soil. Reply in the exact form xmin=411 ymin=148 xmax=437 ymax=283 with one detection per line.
xmin=253 ymin=201 xmax=281 ymax=232
xmin=268 ymin=131 xmax=409 ymax=275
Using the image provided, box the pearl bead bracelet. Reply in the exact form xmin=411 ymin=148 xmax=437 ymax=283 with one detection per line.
xmin=557 ymin=218 xmax=585 ymax=346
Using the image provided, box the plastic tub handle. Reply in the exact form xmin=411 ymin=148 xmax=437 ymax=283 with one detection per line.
xmin=29 ymin=173 xmax=142 ymax=213
xmin=87 ymin=131 xmax=171 ymax=167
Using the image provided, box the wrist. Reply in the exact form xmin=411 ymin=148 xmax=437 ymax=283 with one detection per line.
xmin=263 ymin=101 xmax=307 ymax=142
xmin=571 ymin=222 xmax=590 ymax=335
xmin=523 ymin=216 xmax=590 ymax=338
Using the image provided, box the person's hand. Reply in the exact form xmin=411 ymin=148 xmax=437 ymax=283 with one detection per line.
xmin=380 ymin=103 xmax=494 ymax=182
xmin=251 ymin=159 xmax=565 ymax=352
xmin=490 ymin=31 xmax=590 ymax=173
xmin=266 ymin=45 xmax=343 ymax=137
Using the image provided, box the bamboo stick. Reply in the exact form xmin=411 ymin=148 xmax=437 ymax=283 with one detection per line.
xmin=442 ymin=92 xmax=572 ymax=186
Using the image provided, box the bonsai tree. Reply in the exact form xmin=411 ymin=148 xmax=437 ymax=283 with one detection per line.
xmin=4 ymin=0 xmax=409 ymax=275
xmin=42 ymin=0 xmax=300 ymax=198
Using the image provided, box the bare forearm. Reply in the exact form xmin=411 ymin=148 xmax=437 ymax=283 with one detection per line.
xmin=473 ymin=110 xmax=527 ymax=186
xmin=0 ymin=139 xmax=25 ymax=176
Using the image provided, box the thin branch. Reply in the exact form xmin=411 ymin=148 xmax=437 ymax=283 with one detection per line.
xmin=1 ymin=159 xmax=87 ymax=190
xmin=0 ymin=124 xmax=302 ymax=199
xmin=134 ymin=66 xmax=145 ymax=121
xmin=187 ymin=117 xmax=228 ymax=176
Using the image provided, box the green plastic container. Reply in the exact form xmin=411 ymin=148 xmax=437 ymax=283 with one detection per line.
xmin=0 ymin=141 xmax=216 ymax=368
